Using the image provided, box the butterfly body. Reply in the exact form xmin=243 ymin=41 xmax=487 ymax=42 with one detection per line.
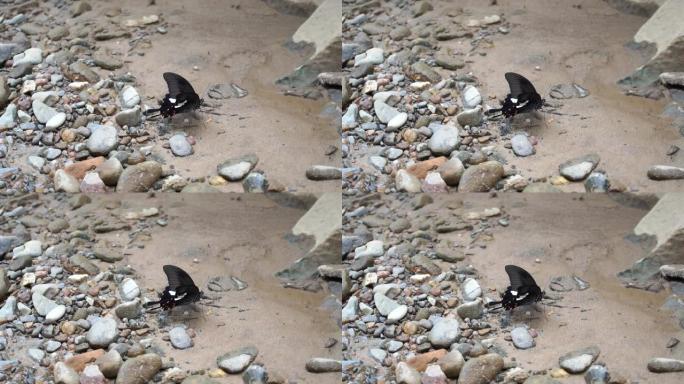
xmin=145 ymin=265 xmax=202 ymax=311
xmin=144 ymin=73 xmax=203 ymax=118
xmin=487 ymin=265 xmax=544 ymax=311
xmin=487 ymin=73 xmax=544 ymax=118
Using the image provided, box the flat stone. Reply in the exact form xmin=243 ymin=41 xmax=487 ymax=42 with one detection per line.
xmin=429 ymin=317 xmax=460 ymax=348
xmin=559 ymin=154 xmax=600 ymax=181
xmin=217 ymin=346 xmax=258 ymax=374
xmin=217 ymin=154 xmax=258 ymax=181
xmin=558 ymin=346 xmax=600 ymax=373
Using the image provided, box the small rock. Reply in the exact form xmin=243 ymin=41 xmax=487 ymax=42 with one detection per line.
xmin=116 ymin=161 xmax=162 ymax=192
xmin=13 ymin=48 xmax=43 ymax=67
xmin=647 ymin=357 xmax=684 ymax=373
xmin=428 ymin=123 xmax=460 ymax=155
xmin=559 ymin=154 xmax=600 ymax=181
xmin=458 ymin=161 xmax=504 ymax=192
xmin=169 ymin=134 xmax=193 ymax=157
xmin=86 ymin=317 xmax=118 ymax=348
xmin=217 ymin=346 xmax=258 ymax=374
xmin=95 ymin=350 xmax=122 ymax=379
xmin=457 ymin=353 xmax=504 ymax=384
xmin=461 ymin=278 xmax=482 ymax=301
xmin=354 ymin=48 xmax=384 ymax=67
xmin=429 ymin=317 xmax=460 ymax=348
xmin=54 ymin=362 xmax=80 ymax=384
xmin=306 ymin=165 xmax=342 ymax=180
xmin=438 ymin=350 xmax=465 ymax=379
xmin=55 ymin=170 xmax=81 ymax=192
xmin=87 ymin=124 xmax=118 ymax=156
xmin=558 ymin=346 xmax=600 ymax=373
xmin=647 ymin=165 xmax=684 ymax=180
xmin=115 ymin=107 xmax=142 ymax=127
xmin=463 ymin=86 xmax=482 ymax=109
xmin=116 ymin=353 xmax=162 ymax=384
xmin=396 ymin=361 xmax=421 ymax=384
xmin=511 ymin=134 xmax=534 ymax=157
xmin=169 ymin=326 xmax=193 ymax=349
xmin=32 ymin=100 xmax=58 ymax=124
xmin=511 ymin=327 xmax=535 ymax=349
xmin=120 ymin=86 xmax=140 ymax=108
xmin=217 ymin=154 xmax=259 ymax=181
xmin=96 ymin=158 xmax=123 ymax=186
xmin=396 ymin=169 xmax=422 ymax=192
xmin=305 ymin=358 xmax=342 ymax=373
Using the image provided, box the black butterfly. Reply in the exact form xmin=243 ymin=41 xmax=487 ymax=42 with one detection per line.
xmin=486 ymin=73 xmax=544 ymax=118
xmin=486 ymin=265 xmax=544 ymax=310
xmin=144 ymin=72 xmax=203 ymax=118
xmin=144 ymin=265 xmax=202 ymax=311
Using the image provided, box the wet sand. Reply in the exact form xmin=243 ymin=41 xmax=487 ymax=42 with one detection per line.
xmin=413 ymin=194 xmax=679 ymax=382
xmin=78 ymin=194 xmax=340 ymax=383
xmin=3 ymin=0 xmax=340 ymax=192
xmin=436 ymin=0 xmax=684 ymax=192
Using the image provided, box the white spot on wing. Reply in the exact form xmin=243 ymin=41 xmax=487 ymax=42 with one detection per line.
xmin=174 ymin=100 xmax=188 ymax=109
xmin=168 ymin=98 xmax=176 ymax=103
xmin=510 ymin=290 xmax=518 ymax=296
xmin=174 ymin=293 xmax=187 ymax=301
xmin=515 ymin=100 xmax=529 ymax=109
xmin=510 ymin=98 xmax=518 ymax=103
xmin=168 ymin=290 xmax=176 ymax=296
xmin=516 ymin=293 xmax=529 ymax=301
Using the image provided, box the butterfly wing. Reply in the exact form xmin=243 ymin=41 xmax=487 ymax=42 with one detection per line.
xmin=163 ymin=265 xmax=198 ymax=290
xmin=163 ymin=72 xmax=198 ymax=99
xmin=505 ymin=264 xmax=540 ymax=292
xmin=504 ymin=72 xmax=539 ymax=99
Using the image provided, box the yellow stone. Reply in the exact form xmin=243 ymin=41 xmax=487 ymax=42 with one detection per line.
xmin=550 ymin=368 xmax=569 ymax=378
xmin=208 ymin=175 xmax=228 ymax=186
xmin=550 ymin=176 xmax=569 ymax=186
xmin=208 ymin=368 xmax=227 ymax=378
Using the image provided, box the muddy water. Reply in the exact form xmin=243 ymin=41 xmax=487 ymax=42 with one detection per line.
xmin=435 ymin=0 xmax=684 ymax=192
xmin=421 ymin=194 xmax=680 ymax=383
xmin=81 ymin=194 xmax=340 ymax=383
xmin=92 ymin=0 xmax=339 ymax=192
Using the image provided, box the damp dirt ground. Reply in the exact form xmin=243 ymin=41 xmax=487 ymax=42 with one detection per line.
xmin=84 ymin=193 xmax=340 ymax=383
xmin=108 ymin=0 xmax=340 ymax=192
xmin=7 ymin=0 xmax=340 ymax=192
xmin=443 ymin=0 xmax=684 ymax=192
xmin=348 ymin=193 xmax=683 ymax=383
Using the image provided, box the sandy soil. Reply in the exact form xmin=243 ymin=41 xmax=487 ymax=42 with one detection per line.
xmin=409 ymin=194 xmax=681 ymax=382
xmin=432 ymin=0 xmax=684 ymax=192
xmin=63 ymin=0 xmax=340 ymax=192
xmin=78 ymin=194 xmax=340 ymax=383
